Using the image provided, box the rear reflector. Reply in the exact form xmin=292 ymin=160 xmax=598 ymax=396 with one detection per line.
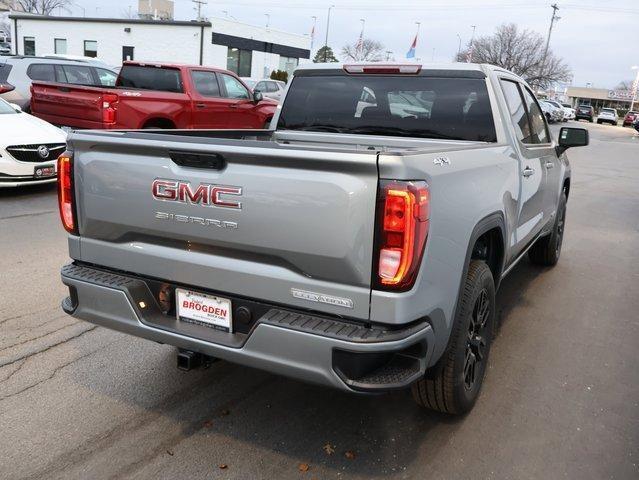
xmin=375 ymin=180 xmax=429 ymax=290
xmin=57 ymin=153 xmax=77 ymax=234
xmin=344 ymin=64 xmax=422 ymax=75
xmin=101 ymin=93 xmax=118 ymax=124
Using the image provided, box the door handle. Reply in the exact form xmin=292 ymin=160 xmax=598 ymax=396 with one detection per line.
xmin=58 ymin=86 xmax=70 ymax=92
xmin=229 ymin=103 xmax=239 ymax=109
xmin=195 ymin=103 xmax=206 ymax=109
xmin=522 ymin=166 xmax=535 ymax=178
xmin=545 ymin=161 xmax=554 ymax=169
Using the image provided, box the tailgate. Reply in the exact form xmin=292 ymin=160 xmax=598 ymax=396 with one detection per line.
xmin=70 ymin=132 xmax=379 ymax=320
xmin=31 ymin=82 xmax=106 ymax=128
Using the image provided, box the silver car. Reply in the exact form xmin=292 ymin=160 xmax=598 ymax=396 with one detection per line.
xmin=0 ymin=55 xmax=118 ymax=111
xmin=241 ymin=78 xmax=286 ymax=101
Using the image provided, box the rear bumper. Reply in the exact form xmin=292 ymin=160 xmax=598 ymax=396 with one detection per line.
xmin=61 ymin=263 xmax=435 ymax=392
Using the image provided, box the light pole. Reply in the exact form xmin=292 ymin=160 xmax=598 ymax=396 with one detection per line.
xmin=468 ymin=25 xmax=476 ymax=62
xmin=456 ymin=34 xmax=462 ymax=57
xmin=264 ymin=14 xmax=270 ymax=28
xmin=630 ymin=66 xmax=639 ymax=112
xmin=323 ymin=4 xmax=335 ymax=62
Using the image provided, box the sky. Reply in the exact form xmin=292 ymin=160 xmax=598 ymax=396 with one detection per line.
xmin=36 ymin=0 xmax=639 ymax=88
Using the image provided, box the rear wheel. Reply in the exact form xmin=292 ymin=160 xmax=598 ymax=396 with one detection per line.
xmin=412 ymin=260 xmax=495 ymax=415
xmin=529 ymin=192 xmax=567 ymax=266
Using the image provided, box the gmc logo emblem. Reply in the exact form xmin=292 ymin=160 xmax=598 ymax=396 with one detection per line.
xmin=152 ymin=179 xmax=242 ymax=210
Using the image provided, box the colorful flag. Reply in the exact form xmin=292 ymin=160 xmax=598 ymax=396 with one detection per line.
xmin=406 ymin=34 xmax=418 ymax=59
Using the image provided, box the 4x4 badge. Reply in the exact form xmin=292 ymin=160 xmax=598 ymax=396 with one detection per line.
xmin=433 ymin=156 xmax=451 ymax=166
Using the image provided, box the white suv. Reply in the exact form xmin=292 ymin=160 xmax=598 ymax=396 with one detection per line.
xmin=597 ymin=108 xmax=618 ymax=126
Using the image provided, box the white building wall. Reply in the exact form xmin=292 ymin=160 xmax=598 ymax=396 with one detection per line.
xmin=11 ymin=16 xmax=310 ymax=78
xmin=12 ymin=19 xmax=204 ymax=66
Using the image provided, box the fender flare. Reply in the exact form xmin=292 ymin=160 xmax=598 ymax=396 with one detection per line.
xmin=429 ymin=212 xmax=506 ymax=366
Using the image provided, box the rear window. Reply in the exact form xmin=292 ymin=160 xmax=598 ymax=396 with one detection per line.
xmin=27 ymin=63 xmax=56 ymax=81
xmin=277 ymin=74 xmax=496 ymax=142
xmin=117 ymin=65 xmax=183 ymax=93
xmin=601 ymin=108 xmax=615 ymax=113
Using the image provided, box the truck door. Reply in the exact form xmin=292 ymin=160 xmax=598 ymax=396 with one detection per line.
xmin=188 ymin=70 xmax=227 ymax=129
xmin=499 ymin=79 xmax=551 ymax=259
xmin=519 ymin=86 xmax=560 ymax=230
xmin=217 ymin=72 xmax=259 ymax=128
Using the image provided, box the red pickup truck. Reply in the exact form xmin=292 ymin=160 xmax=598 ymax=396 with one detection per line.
xmin=30 ymin=62 xmax=278 ymax=130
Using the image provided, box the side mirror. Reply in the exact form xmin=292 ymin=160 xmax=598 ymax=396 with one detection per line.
xmin=9 ymin=103 xmax=21 ymax=112
xmin=253 ymin=90 xmax=263 ymax=103
xmin=556 ymin=127 xmax=588 ymax=156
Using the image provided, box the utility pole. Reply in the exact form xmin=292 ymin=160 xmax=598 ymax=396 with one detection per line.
xmin=456 ymin=33 xmax=462 ymax=57
xmin=192 ymin=0 xmax=207 ymax=21
xmin=323 ymin=5 xmax=335 ymax=62
xmin=541 ymin=4 xmax=560 ymax=81
xmin=385 ymin=50 xmax=393 ymax=61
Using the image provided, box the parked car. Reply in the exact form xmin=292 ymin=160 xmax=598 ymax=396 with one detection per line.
xmin=575 ymin=104 xmax=594 ymax=122
xmin=253 ymin=78 xmax=286 ymax=101
xmin=31 ymin=62 xmax=278 ymax=130
xmin=0 ymin=41 xmax=10 ymax=56
xmin=0 ymin=97 xmax=66 ymax=187
xmin=597 ymin=108 xmax=618 ymax=125
xmin=0 ymin=55 xmax=119 ymax=111
xmin=545 ymin=100 xmax=568 ymax=122
xmin=58 ymin=62 xmax=588 ymax=415
xmin=561 ymin=103 xmax=576 ymax=120
xmin=540 ymin=100 xmax=563 ymax=123
xmin=622 ymin=111 xmax=638 ymax=127
xmin=40 ymin=54 xmax=116 ymax=71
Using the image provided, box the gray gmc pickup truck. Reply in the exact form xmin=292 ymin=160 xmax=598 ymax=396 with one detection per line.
xmin=58 ymin=63 xmax=588 ymax=414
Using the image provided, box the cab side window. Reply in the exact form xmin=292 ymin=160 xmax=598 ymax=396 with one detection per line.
xmin=521 ymin=87 xmax=549 ymax=144
xmin=500 ymin=79 xmax=532 ymax=143
xmin=220 ymin=74 xmax=250 ymax=99
xmin=500 ymin=79 xmax=549 ymax=145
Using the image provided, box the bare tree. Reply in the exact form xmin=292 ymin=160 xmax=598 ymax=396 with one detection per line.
xmin=455 ymin=23 xmax=572 ymax=89
xmin=17 ymin=0 xmax=71 ymax=16
xmin=615 ymin=80 xmax=634 ymax=90
xmin=341 ymin=38 xmax=384 ymax=62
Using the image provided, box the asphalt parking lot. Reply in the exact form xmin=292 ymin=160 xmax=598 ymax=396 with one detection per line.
xmin=1 ymin=122 xmax=638 ymax=480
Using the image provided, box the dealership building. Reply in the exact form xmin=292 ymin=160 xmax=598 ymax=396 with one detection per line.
xmin=8 ymin=14 xmax=310 ymax=78
xmin=564 ymin=86 xmax=635 ymax=112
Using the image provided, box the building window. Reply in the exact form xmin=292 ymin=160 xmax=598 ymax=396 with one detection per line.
xmin=84 ymin=40 xmax=97 ymax=58
xmin=278 ymin=56 xmax=298 ymax=76
xmin=227 ymin=47 xmax=252 ymax=78
xmin=54 ymin=38 xmax=67 ymax=55
xmin=23 ymin=37 xmax=35 ymax=56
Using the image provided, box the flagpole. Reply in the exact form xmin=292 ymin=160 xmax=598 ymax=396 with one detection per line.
xmin=415 ymin=21 xmax=421 ymax=59
xmin=310 ymin=16 xmax=317 ymax=51
xmin=357 ymin=18 xmax=365 ymax=58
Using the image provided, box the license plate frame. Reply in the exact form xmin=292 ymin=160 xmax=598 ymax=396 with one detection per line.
xmin=176 ymin=288 xmax=233 ymax=333
xmin=34 ymin=165 xmax=56 ymax=178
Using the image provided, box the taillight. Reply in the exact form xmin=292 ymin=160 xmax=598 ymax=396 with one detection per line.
xmin=101 ymin=93 xmax=118 ymax=124
xmin=57 ymin=153 xmax=77 ymax=234
xmin=374 ymin=180 xmax=429 ymax=290
xmin=0 ymin=83 xmax=14 ymax=94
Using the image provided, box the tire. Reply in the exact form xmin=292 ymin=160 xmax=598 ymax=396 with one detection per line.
xmin=597 ymin=120 xmax=602 ymax=124
xmin=529 ymin=192 xmax=567 ymax=266
xmin=412 ymin=260 xmax=495 ymax=415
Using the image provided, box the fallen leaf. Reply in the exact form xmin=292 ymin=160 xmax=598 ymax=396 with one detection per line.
xmin=203 ymin=420 xmax=213 ymax=428
xmin=298 ymin=463 xmax=310 ymax=472
xmin=344 ymin=451 xmax=356 ymax=460
xmin=323 ymin=443 xmax=335 ymax=455
xmin=166 ymin=450 xmax=174 ymax=456
xmin=219 ymin=464 xmax=228 ymax=470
